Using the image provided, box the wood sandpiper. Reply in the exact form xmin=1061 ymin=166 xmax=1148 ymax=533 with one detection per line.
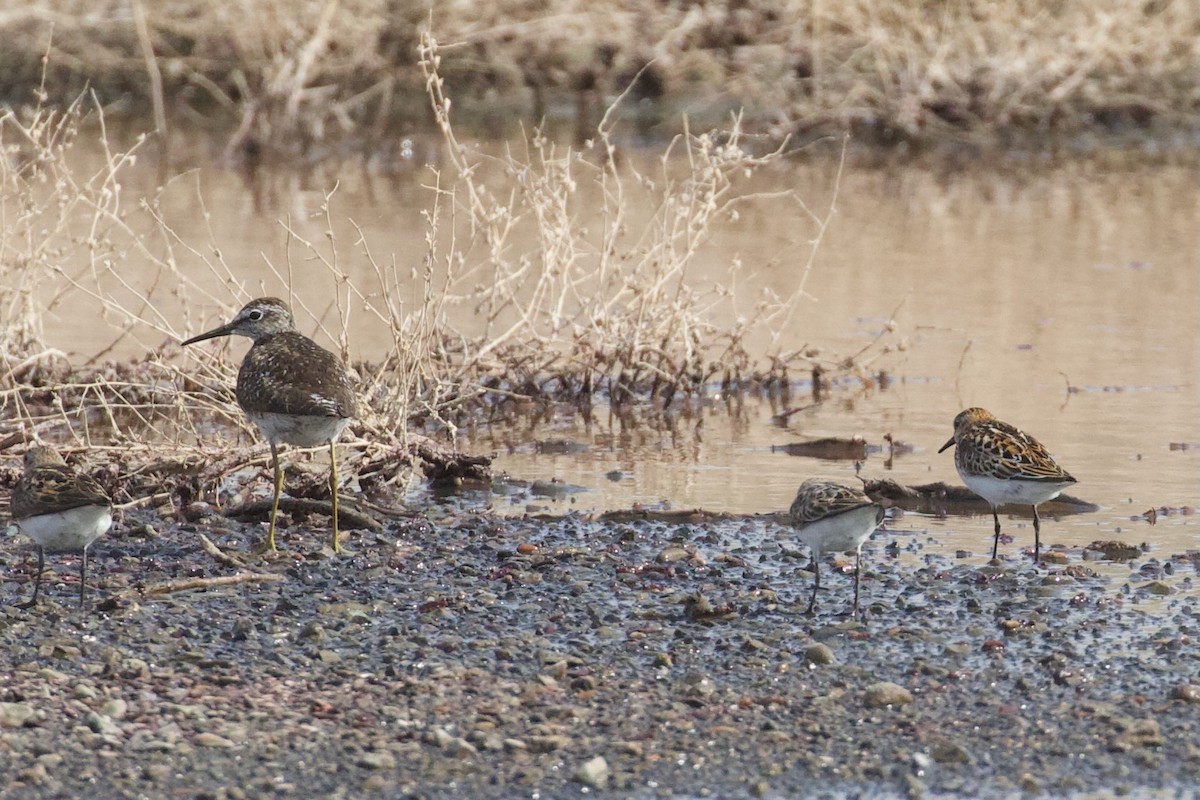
xmin=182 ymin=297 xmax=357 ymax=553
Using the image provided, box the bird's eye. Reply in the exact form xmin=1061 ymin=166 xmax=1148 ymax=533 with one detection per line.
xmin=248 ymin=309 xmax=264 ymax=321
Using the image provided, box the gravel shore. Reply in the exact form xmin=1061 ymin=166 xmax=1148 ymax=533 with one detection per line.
xmin=2 ymin=500 xmax=1198 ymax=799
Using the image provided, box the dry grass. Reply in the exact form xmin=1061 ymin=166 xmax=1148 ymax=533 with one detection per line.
xmin=0 ymin=30 xmax=904 ymax=508
xmin=0 ymin=0 xmax=1194 ymax=161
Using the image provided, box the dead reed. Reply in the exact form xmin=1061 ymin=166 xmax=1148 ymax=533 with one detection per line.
xmin=1 ymin=0 xmax=1194 ymax=160
xmin=0 ymin=33 xmax=906 ymax=511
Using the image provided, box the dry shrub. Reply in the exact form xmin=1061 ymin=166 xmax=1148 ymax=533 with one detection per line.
xmin=416 ymin=31 xmax=836 ymax=412
xmin=0 ymin=33 xmax=903 ymax=499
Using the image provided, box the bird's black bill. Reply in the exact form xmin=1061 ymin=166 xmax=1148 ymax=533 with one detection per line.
xmin=937 ymin=437 xmax=956 ymax=453
xmin=180 ymin=323 xmax=236 ymax=347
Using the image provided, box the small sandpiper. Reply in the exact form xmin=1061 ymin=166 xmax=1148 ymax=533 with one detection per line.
xmin=939 ymin=407 xmax=1077 ymax=563
xmin=788 ymin=479 xmax=886 ymax=617
xmin=9 ymin=445 xmax=114 ymax=607
xmin=182 ymin=297 xmax=357 ymax=553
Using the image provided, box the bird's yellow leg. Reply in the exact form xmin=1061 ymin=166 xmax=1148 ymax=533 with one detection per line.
xmin=265 ymin=440 xmax=281 ymax=552
xmin=329 ymin=438 xmax=341 ymax=553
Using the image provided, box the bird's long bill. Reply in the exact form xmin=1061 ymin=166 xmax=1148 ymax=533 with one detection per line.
xmin=937 ymin=436 xmax=956 ymax=453
xmin=180 ymin=322 xmax=236 ymax=347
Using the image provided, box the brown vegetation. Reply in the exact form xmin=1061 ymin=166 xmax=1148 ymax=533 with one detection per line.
xmin=0 ymin=0 xmax=1196 ymax=163
xmin=0 ymin=34 xmax=901 ymax=512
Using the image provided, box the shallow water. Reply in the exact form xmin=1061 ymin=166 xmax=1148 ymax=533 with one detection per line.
xmin=31 ymin=137 xmax=1200 ymax=567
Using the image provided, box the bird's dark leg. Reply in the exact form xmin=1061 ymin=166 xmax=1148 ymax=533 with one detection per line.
xmin=19 ymin=547 xmax=46 ymax=608
xmin=852 ymin=548 xmax=862 ymax=619
xmin=805 ymin=555 xmax=820 ymax=615
xmin=79 ymin=546 xmax=89 ymax=608
xmin=329 ymin=438 xmax=341 ymax=553
xmin=1032 ymin=505 xmax=1042 ymax=563
xmin=991 ymin=507 xmax=1002 ymax=560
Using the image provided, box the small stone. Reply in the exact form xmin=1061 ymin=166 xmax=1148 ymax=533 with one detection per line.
xmin=575 ymin=756 xmax=609 ymax=789
xmin=930 ymin=740 xmax=971 ymax=764
xmin=656 ymin=546 xmax=690 ymax=563
xmin=864 ymin=681 xmax=913 ymax=709
xmin=357 ymin=751 xmax=396 ymax=770
xmin=17 ymin=763 xmax=49 ymax=785
xmin=298 ymin=622 xmax=326 ymax=642
xmin=528 ymin=735 xmax=570 ymax=753
xmin=904 ymin=773 xmax=926 ymax=799
xmin=0 ymin=702 xmax=36 ymax=728
xmin=73 ymin=684 xmax=98 ymax=700
xmin=144 ymin=764 xmax=171 ymax=781
xmin=1171 ymin=684 xmax=1200 ymax=703
xmin=804 ymin=643 xmax=836 ymax=666
xmin=100 ymin=698 xmax=128 ymax=720
xmin=195 ymin=732 xmax=234 ymax=748
xmin=361 ymin=774 xmax=389 ymax=793
xmin=1144 ymin=581 xmax=1172 ymax=596
xmin=85 ymin=712 xmax=122 ymax=738
xmin=1040 ymin=551 xmax=1069 ymax=564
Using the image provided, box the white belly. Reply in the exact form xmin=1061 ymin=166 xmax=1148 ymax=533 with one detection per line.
xmin=797 ymin=505 xmax=881 ymax=558
xmin=248 ymin=412 xmax=350 ymax=448
xmin=13 ymin=505 xmax=112 ymax=552
xmin=959 ymin=472 xmax=1071 ymax=507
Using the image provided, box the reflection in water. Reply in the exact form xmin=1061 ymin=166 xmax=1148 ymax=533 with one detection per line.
xmin=36 ymin=138 xmax=1200 ymax=561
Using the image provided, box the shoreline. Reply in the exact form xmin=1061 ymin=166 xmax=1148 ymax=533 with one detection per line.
xmin=1 ymin=503 xmax=1196 ymax=798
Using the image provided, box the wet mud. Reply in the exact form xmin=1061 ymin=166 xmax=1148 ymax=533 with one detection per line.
xmin=2 ymin=499 xmax=1198 ymax=799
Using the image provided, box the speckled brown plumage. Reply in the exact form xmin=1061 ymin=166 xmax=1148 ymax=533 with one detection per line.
xmin=10 ymin=445 xmax=113 ymax=607
xmin=788 ymin=479 xmax=885 ymax=616
xmin=181 ymin=296 xmax=357 ymax=552
xmin=944 ymin=408 xmax=1075 ymax=484
xmin=938 ymin=407 xmax=1078 ymax=562
xmin=788 ymin=479 xmax=880 ymax=528
xmin=235 ymin=331 xmax=356 ymax=421
xmin=11 ymin=446 xmax=111 ymax=522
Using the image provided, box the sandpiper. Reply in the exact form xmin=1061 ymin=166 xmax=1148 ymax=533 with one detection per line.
xmin=788 ymin=479 xmax=885 ymax=616
xmin=182 ymin=297 xmax=357 ymax=553
xmin=938 ymin=407 xmax=1077 ymax=563
xmin=10 ymin=445 xmax=114 ymax=607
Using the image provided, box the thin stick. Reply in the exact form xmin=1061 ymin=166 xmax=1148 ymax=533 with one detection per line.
xmin=197 ymin=533 xmax=247 ymax=569
xmin=141 ymin=573 xmax=283 ymax=596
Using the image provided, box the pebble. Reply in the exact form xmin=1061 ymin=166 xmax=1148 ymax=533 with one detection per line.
xmin=575 ymin=756 xmax=609 ymax=789
xmin=0 ymin=702 xmax=36 ymax=728
xmin=1170 ymin=684 xmax=1200 ymax=703
xmin=195 ymin=732 xmax=235 ymax=748
xmin=528 ymin=735 xmax=570 ymax=753
xmin=804 ymin=643 xmax=837 ymax=665
xmin=864 ymin=682 xmax=913 ymax=709
xmin=85 ymin=712 xmax=123 ymax=738
xmin=656 ymin=546 xmax=691 ymax=563
xmin=101 ymin=698 xmax=128 ymax=720
xmin=357 ymin=751 xmax=397 ymax=770
xmin=930 ymin=740 xmax=971 ymax=764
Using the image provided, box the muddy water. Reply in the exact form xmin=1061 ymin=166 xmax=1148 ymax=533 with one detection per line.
xmin=36 ymin=140 xmax=1200 ymax=566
